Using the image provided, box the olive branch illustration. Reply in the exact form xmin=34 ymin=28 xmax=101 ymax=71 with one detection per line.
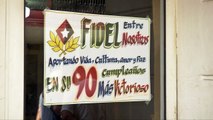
xmin=47 ymin=31 xmax=79 ymax=57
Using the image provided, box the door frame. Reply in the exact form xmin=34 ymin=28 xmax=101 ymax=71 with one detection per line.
xmin=0 ymin=0 xmax=24 ymax=119
xmin=166 ymin=0 xmax=178 ymax=119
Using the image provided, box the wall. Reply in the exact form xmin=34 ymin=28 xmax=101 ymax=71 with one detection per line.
xmin=0 ymin=0 xmax=6 ymax=118
xmin=177 ymin=0 xmax=213 ymax=119
xmin=0 ymin=0 xmax=24 ymax=119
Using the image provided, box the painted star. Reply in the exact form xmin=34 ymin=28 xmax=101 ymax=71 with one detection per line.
xmin=61 ymin=28 xmax=69 ymax=38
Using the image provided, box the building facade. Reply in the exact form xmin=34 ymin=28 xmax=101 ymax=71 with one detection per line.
xmin=0 ymin=0 xmax=213 ymax=119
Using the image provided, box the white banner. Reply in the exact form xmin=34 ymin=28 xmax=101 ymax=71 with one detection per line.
xmin=44 ymin=10 xmax=151 ymax=105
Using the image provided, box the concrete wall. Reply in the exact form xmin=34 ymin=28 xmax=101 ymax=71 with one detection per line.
xmin=0 ymin=0 xmax=24 ymax=119
xmin=177 ymin=0 xmax=213 ymax=119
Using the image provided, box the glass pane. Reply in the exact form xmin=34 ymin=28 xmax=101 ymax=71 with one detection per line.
xmin=24 ymin=0 xmax=161 ymax=120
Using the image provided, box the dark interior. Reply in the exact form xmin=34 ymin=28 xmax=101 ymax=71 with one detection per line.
xmin=24 ymin=0 xmax=158 ymax=119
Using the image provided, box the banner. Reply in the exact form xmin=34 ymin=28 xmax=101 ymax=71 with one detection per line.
xmin=44 ymin=10 xmax=151 ymax=105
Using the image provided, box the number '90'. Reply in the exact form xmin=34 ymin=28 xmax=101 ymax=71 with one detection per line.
xmin=72 ymin=66 xmax=97 ymax=99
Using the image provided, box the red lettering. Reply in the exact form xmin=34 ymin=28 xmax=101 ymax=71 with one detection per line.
xmin=122 ymin=31 xmax=149 ymax=46
xmin=72 ymin=66 xmax=98 ymax=99
xmin=72 ymin=66 xmax=86 ymax=99
xmin=85 ymin=67 xmax=97 ymax=97
xmin=114 ymin=79 xmax=149 ymax=97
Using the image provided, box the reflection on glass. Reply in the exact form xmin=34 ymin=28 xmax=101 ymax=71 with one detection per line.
xmin=24 ymin=0 xmax=157 ymax=120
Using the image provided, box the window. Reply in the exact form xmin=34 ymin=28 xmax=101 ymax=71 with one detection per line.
xmin=24 ymin=0 xmax=164 ymax=119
